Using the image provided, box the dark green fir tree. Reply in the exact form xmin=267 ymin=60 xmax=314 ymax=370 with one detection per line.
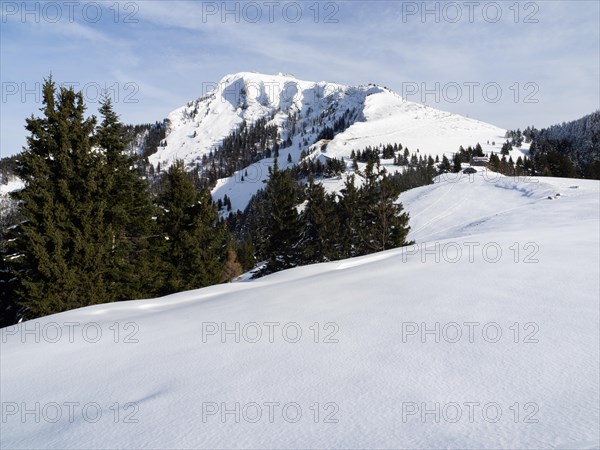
xmin=262 ymin=158 xmax=303 ymax=275
xmin=9 ymin=79 xmax=112 ymax=318
xmin=156 ymin=160 xmax=227 ymax=294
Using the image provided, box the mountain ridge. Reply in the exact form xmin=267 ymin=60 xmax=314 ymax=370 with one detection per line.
xmin=145 ymin=71 xmax=509 ymax=212
xmin=148 ymin=71 xmax=507 ymax=171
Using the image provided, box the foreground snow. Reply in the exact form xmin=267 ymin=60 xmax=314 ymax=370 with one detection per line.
xmin=1 ymin=173 xmax=598 ymax=449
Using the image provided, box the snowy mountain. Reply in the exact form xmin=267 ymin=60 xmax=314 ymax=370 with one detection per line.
xmin=150 ymin=72 xmax=505 ymax=169
xmin=2 ymin=172 xmax=598 ymax=449
xmin=148 ymin=72 xmax=509 ymax=211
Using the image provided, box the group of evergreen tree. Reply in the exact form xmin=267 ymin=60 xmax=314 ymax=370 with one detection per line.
xmin=202 ymin=117 xmax=280 ymax=185
xmin=352 ymin=147 xmax=382 ymax=165
xmin=500 ymin=141 xmax=513 ymax=156
xmin=487 ymin=140 xmax=577 ymax=178
xmin=449 ymin=144 xmax=485 ymax=172
xmin=527 ymin=144 xmax=578 ymax=178
xmin=0 ymin=79 xmax=235 ymax=326
xmin=487 ymin=153 xmax=534 ymax=177
xmin=123 ymin=121 xmax=167 ymax=160
xmin=216 ymin=194 xmax=233 ymax=212
xmin=505 ymin=129 xmax=524 ymax=148
xmin=235 ymin=158 xmax=417 ymax=276
xmin=349 ymin=144 xmax=439 ymax=177
xmin=295 ymin=157 xmax=346 ymax=179
xmin=504 ymin=112 xmax=600 ymax=179
xmin=0 ymin=155 xmax=21 ymax=231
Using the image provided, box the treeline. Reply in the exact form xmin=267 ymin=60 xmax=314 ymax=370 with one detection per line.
xmin=506 ymin=111 xmax=600 ymax=179
xmin=202 ymin=117 xmax=280 ymax=184
xmin=496 ymin=132 xmax=579 ymax=178
xmin=440 ymin=139 xmax=585 ymax=179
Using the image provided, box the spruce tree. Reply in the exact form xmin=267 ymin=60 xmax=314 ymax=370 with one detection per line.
xmin=337 ymin=174 xmax=362 ymax=259
xmin=6 ymin=81 xmax=163 ymax=321
xmin=236 ymin=236 xmax=256 ymax=271
xmin=9 ymin=79 xmax=112 ymax=318
xmin=262 ymin=158 xmax=302 ymax=275
xmin=453 ymin=153 xmax=462 ymax=173
xmin=95 ymin=97 xmax=159 ymax=300
xmin=441 ymin=155 xmax=451 ymax=173
xmin=356 ymin=161 xmax=412 ymax=252
xmin=301 ymin=175 xmax=338 ymax=263
xmin=156 ymin=160 xmax=227 ymax=294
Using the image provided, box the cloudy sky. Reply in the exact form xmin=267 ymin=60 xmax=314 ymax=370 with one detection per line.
xmin=1 ymin=0 xmax=598 ymax=157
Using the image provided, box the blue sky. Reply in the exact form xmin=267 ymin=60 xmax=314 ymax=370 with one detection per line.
xmin=1 ymin=0 xmax=599 ymax=157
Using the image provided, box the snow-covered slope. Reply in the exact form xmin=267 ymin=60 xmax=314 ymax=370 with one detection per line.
xmin=2 ymin=173 xmax=598 ymax=449
xmin=148 ymin=72 xmax=508 ymax=212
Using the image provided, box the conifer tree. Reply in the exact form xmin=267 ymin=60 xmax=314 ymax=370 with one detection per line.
xmin=95 ymin=97 xmax=159 ymax=299
xmin=301 ymin=175 xmax=338 ymax=263
xmin=262 ymin=158 xmax=302 ymax=274
xmin=489 ymin=153 xmax=501 ymax=172
xmin=441 ymin=155 xmax=451 ymax=172
xmin=156 ymin=160 xmax=227 ymax=294
xmin=356 ymin=161 xmax=412 ymax=252
xmin=9 ymin=79 xmax=112 ymax=318
xmin=452 ymin=153 xmax=462 ymax=173
xmin=6 ymin=81 xmax=163 ymax=321
xmin=236 ymin=237 xmax=256 ymax=271
xmin=0 ymin=223 xmax=21 ymax=326
xmin=336 ymin=174 xmax=365 ymax=259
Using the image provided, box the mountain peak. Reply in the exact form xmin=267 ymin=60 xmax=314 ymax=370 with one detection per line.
xmin=148 ymin=72 xmax=506 ymax=211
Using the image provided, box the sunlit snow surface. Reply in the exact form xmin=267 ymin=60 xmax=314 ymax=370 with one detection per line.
xmin=1 ymin=173 xmax=598 ymax=449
